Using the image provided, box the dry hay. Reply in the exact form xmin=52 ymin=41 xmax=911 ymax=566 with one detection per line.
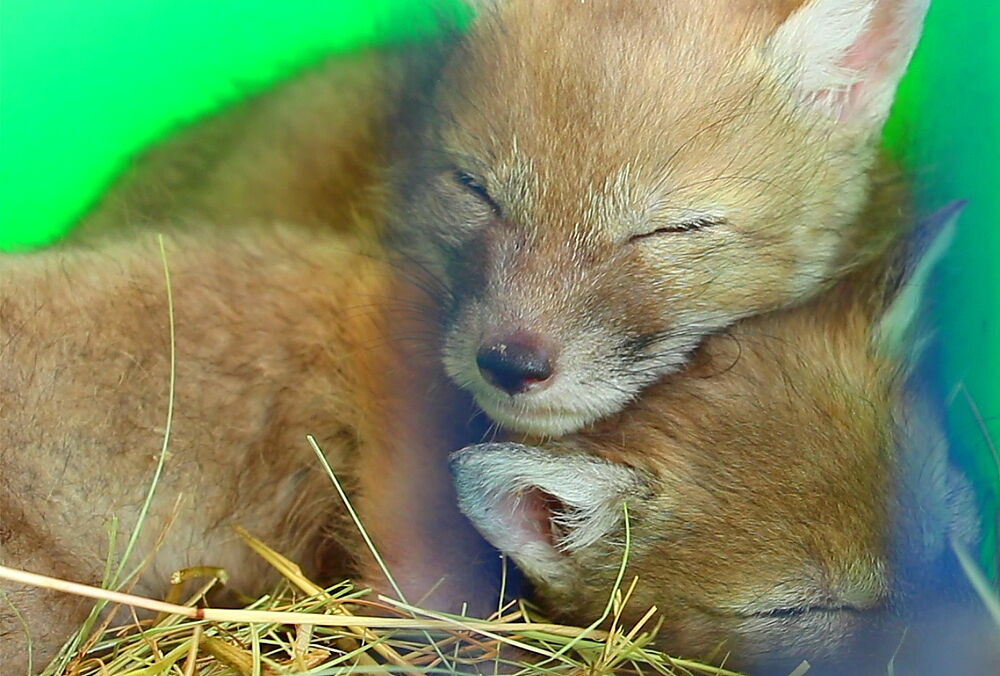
xmin=0 ymin=237 xmax=748 ymax=676
xmin=2 ymin=525 xmax=745 ymax=676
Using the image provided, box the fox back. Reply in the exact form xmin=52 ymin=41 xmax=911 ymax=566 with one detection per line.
xmin=0 ymin=225 xmax=495 ymax=671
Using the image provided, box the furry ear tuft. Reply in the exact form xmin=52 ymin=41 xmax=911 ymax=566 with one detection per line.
xmin=763 ymin=0 xmax=930 ymax=125
xmin=450 ymin=443 xmax=644 ymax=583
xmin=874 ymin=200 xmax=965 ymax=357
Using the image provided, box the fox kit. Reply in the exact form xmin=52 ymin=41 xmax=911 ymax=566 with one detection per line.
xmin=452 ymin=205 xmax=994 ymax=673
xmin=73 ymin=1 xmax=929 ymax=439
xmin=390 ymin=0 xmax=930 ymax=435
xmin=0 ymin=226 xmax=496 ymax=671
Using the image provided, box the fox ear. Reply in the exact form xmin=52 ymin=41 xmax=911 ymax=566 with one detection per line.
xmin=874 ymin=200 xmax=965 ymax=356
xmin=450 ymin=443 xmax=644 ymax=583
xmin=763 ymin=0 xmax=929 ymax=125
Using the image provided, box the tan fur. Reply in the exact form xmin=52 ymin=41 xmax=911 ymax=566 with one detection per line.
xmin=0 ymin=226 xmax=494 ymax=671
xmin=69 ymin=2 xmax=920 ymax=440
xmin=392 ymin=0 xmax=917 ymax=435
xmin=74 ymin=49 xmax=410 ymax=241
xmin=69 ymin=2 xmax=917 ymax=441
xmin=528 ymin=263 xmax=899 ymax=659
xmin=459 ymin=249 xmax=988 ymax=671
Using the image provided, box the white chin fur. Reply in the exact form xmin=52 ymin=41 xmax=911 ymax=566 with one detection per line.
xmin=471 ymin=384 xmax=628 ymax=436
xmin=446 ymin=356 xmax=643 ymax=435
xmin=479 ymin=399 xmax=592 ymax=436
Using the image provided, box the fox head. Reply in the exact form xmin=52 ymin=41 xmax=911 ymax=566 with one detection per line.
xmin=451 ymin=205 xmax=988 ymax=670
xmin=390 ymin=0 xmax=930 ymax=435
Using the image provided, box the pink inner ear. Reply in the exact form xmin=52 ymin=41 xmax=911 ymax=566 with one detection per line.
xmin=500 ymin=487 xmax=565 ymax=550
xmin=844 ymin=8 xmax=899 ymax=73
xmin=848 ymin=7 xmax=903 ymax=99
xmin=823 ymin=3 xmax=912 ymax=119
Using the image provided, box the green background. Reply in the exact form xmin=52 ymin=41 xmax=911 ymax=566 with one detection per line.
xmin=0 ymin=0 xmax=469 ymax=249
xmin=884 ymin=2 xmax=1000 ymax=578
xmin=1 ymin=1 xmax=997 ymax=576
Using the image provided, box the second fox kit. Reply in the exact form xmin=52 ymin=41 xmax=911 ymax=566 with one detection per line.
xmin=392 ymin=0 xmax=930 ymax=434
xmin=4 ymin=218 xmax=985 ymax=672
xmin=452 ymin=205 xmax=992 ymax=672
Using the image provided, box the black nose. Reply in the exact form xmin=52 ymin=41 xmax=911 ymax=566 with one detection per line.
xmin=476 ymin=336 xmax=555 ymax=395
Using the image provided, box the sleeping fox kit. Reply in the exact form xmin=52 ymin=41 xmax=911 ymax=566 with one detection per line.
xmin=1 ymin=217 xmax=984 ymax=672
xmin=0 ymin=227 xmax=495 ymax=670
xmin=82 ymin=0 xmax=931 ymax=437
xmin=452 ymin=205 xmax=994 ymax=673
xmin=392 ymin=0 xmax=930 ymax=435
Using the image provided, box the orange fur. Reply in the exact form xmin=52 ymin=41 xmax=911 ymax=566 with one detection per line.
xmin=391 ymin=0 xmax=922 ymax=435
xmin=0 ymin=226 xmax=495 ymax=670
xmin=74 ymin=2 xmax=923 ymax=439
xmin=75 ymin=49 xmax=410 ymax=241
xmin=453 ymin=239 xmax=990 ymax=672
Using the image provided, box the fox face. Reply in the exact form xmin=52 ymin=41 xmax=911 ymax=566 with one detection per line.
xmin=391 ymin=0 xmax=930 ymax=435
xmin=452 ymin=206 xmax=989 ymax=670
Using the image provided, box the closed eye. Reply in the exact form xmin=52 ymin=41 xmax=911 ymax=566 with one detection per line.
xmin=629 ymin=216 xmax=726 ymax=242
xmin=745 ymin=604 xmax=862 ymax=618
xmin=454 ymin=170 xmax=501 ymax=214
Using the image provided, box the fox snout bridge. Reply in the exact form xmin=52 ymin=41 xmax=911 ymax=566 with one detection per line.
xmin=476 ymin=335 xmax=555 ymax=395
